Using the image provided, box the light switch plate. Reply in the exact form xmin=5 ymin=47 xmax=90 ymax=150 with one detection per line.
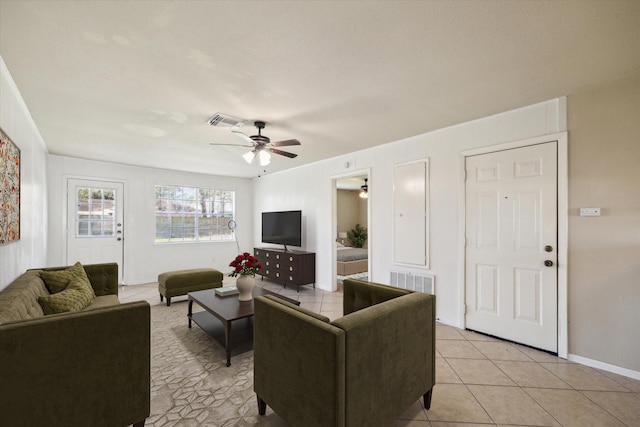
xmin=580 ymin=207 xmax=601 ymax=217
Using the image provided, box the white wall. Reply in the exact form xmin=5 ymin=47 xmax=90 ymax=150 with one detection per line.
xmin=47 ymin=155 xmax=253 ymax=284
xmin=0 ymin=56 xmax=48 ymax=290
xmin=567 ymin=73 xmax=640 ymax=374
xmin=254 ymin=99 xmax=565 ymax=327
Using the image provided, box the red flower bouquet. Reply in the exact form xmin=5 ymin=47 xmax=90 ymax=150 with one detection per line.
xmin=229 ymin=252 xmax=262 ymax=277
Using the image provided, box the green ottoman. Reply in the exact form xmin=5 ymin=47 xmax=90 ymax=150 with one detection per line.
xmin=158 ymin=268 xmax=223 ymax=306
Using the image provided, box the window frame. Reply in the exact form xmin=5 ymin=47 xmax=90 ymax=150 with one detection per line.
xmin=74 ymin=186 xmax=117 ymax=238
xmin=154 ymin=184 xmax=235 ymax=243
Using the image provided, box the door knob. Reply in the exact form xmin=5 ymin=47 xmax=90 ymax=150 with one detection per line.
xmin=117 ymin=237 xmax=122 ymax=241
xmin=544 ymin=245 xmax=553 ymax=252
xmin=544 ymin=260 xmax=553 ymax=267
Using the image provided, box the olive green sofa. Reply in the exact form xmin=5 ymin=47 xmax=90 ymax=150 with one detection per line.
xmin=0 ymin=263 xmax=150 ymax=427
xmin=254 ymin=278 xmax=436 ymax=427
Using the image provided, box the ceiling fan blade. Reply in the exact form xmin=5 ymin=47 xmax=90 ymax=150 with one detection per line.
xmin=270 ymin=139 xmax=301 ymax=147
xmin=268 ymin=148 xmax=298 ymax=158
xmin=232 ymin=130 xmax=255 ymax=144
xmin=209 ymin=142 xmax=254 ymax=147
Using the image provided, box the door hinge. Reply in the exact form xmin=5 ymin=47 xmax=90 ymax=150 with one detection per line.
xmin=463 ymin=304 xmax=467 ymax=315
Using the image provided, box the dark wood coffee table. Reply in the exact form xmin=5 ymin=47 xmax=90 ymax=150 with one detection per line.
xmin=187 ymin=286 xmax=300 ymax=366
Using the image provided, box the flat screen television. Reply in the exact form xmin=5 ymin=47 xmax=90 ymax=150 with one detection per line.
xmin=261 ymin=210 xmax=302 ymax=250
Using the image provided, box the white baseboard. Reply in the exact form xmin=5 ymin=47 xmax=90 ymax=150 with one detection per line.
xmin=568 ymin=353 xmax=640 ymax=381
xmin=435 ymin=318 xmax=461 ymax=328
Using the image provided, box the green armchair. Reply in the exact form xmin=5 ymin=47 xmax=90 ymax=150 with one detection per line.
xmin=254 ymin=278 xmax=436 ymax=427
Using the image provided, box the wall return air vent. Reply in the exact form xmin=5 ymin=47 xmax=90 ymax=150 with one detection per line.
xmin=390 ymin=270 xmax=435 ymax=294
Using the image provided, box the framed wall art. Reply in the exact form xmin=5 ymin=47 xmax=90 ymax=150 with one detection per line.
xmin=0 ymin=127 xmax=20 ymax=244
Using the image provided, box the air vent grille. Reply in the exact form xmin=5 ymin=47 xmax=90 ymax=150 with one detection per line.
xmin=207 ymin=113 xmax=246 ymax=127
xmin=390 ymin=271 xmax=435 ymax=294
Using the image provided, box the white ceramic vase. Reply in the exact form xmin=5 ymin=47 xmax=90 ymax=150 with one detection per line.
xmin=236 ymin=275 xmax=255 ymax=301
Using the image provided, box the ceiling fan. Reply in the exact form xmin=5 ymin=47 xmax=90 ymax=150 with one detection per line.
xmin=209 ymin=120 xmax=301 ymax=166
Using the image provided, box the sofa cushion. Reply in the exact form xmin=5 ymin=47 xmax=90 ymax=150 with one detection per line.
xmin=84 ymin=294 xmax=121 ymax=311
xmin=38 ymin=261 xmax=91 ymax=294
xmin=38 ymin=279 xmax=96 ymax=315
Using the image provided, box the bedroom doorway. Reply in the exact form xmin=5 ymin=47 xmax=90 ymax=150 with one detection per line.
xmin=334 ymin=172 xmax=370 ymax=288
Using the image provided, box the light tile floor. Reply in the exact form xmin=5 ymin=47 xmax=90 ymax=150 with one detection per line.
xmin=121 ymin=279 xmax=640 ymax=427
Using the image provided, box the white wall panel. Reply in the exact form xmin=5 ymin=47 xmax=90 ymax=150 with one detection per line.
xmin=393 ymin=160 xmax=428 ymax=267
xmin=0 ymin=56 xmax=48 ymax=290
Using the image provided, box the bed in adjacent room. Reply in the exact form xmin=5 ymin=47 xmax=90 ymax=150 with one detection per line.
xmin=336 ymin=244 xmax=368 ymax=275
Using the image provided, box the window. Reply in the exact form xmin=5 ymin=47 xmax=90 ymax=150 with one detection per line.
xmin=75 ymin=186 xmax=117 ymax=237
xmin=155 ymin=185 xmax=234 ymax=243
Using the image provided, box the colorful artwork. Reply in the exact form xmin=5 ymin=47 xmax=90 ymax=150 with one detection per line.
xmin=0 ymin=128 xmax=20 ymax=244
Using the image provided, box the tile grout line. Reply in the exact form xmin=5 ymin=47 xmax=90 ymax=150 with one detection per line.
xmin=575 ymin=389 xmax=633 ymax=427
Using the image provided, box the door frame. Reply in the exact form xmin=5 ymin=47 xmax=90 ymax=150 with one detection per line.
xmin=62 ymin=175 xmax=127 ymax=284
xmin=458 ymin=132 xmax=568 ymax=358
xmin=331 ymin=167 xmax=372 ymax=292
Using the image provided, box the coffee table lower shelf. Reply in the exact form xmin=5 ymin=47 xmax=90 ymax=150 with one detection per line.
xmin=188 ymin=311 xmax=254 ymax=366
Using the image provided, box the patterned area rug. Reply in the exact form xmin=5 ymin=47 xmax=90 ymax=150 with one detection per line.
xmin=147 ymin=301 xmax=287 ymax=427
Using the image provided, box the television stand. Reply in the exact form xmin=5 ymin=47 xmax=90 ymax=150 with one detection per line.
xmin=254 ymin=247 xmax=316 ymax=292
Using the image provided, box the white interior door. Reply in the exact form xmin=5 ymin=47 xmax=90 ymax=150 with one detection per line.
xmin=465 ymin=143 xmax=558 ymax=352
xmin=67 ymin=178 xmax=124 ymax=284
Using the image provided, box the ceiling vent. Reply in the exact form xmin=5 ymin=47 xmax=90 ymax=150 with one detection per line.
xmin=207 ymin=113 xmax=246 ymax=128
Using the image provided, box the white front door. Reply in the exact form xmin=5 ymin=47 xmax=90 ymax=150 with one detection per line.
xmin=465 ymin=142 xmax=558 ymax=352
xmin=67 ymin=178 xmax=124 ymax=284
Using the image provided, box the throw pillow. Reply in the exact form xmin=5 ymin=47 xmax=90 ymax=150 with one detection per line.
xmin=38 ymin=279 xmax=95 ymax=315
xmin=39 ymin=261 xmax=92 ymax=294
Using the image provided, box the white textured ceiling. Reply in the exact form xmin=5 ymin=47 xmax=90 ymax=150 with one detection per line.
xmin=1 ymin=1 xmax=640 ymax=178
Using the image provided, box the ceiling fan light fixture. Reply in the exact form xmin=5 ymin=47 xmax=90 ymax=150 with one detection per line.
xmin=259 ymin=150 xmax=271 ymax=166
xmin=359 ymin=178 xmax=369 ymax=199
xmin=242 ymin=150 xmax=256 ymax=164
xmin=209 ymin=120 xmax=300 ymax=166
